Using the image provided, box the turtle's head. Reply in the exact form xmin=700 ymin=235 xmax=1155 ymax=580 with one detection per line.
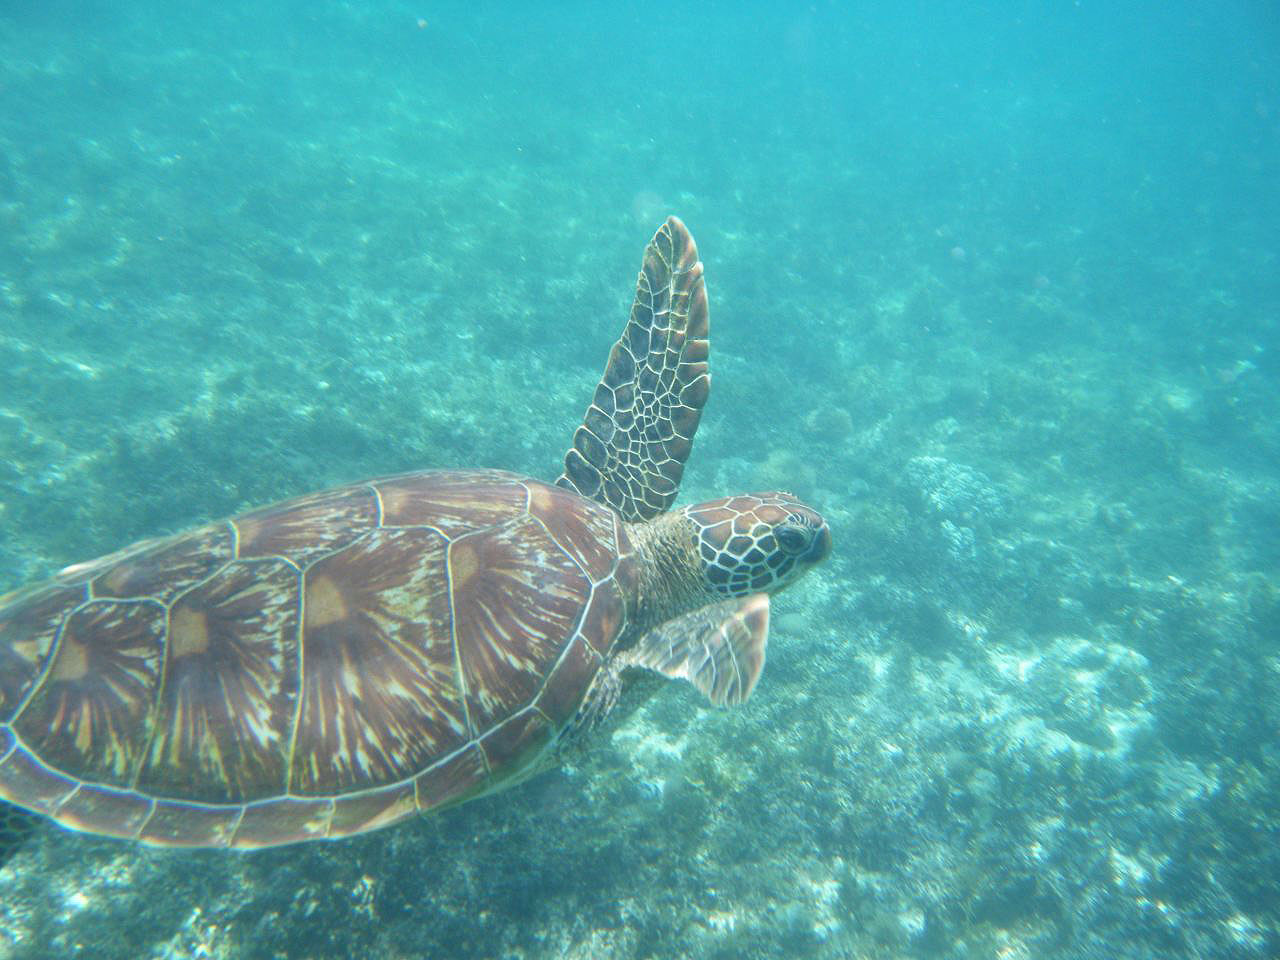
xmin=684 ymin=492 xmax=831 ymax=597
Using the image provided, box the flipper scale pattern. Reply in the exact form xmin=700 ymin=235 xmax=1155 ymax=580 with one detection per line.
xmin=558 ymin=217 xmax=710 ymax=522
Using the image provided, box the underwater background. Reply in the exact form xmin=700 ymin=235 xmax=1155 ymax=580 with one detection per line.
xmin=1 ymin=1 xmax=1277 ymax=957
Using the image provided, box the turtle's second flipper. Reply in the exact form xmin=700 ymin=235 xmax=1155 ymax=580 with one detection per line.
xmin=0 ymin=799 xmax=38 ymax=867
xmin=558 ymin=217 xmax=710 ymax=522
xmin=619 ymin=595 xmax=769 ymax=707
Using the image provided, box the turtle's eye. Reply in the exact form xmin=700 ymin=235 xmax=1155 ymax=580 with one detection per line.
xmin=775 ymin=524 xmax=810 ymax=555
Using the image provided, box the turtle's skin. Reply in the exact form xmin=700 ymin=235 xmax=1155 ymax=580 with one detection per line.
xmin=0 ymin=218 xmax=830 ymax=851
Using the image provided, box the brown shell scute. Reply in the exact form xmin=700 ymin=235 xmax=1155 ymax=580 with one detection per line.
xmin=141 ymin=801 xmax=241 ymax=848
xmin=0 ymin=582 xmax=84 ymax=721
xmin=55 ymin=780 xmax=152 ymax=839
xmin=229 ymin=796 xmax=331 ymax=848
xmin=526 ymin=482 xmax=618 ymax=582
xmin=137 ymin=557 xmax=301 ymax=803
xmin=0 ymin=468 xmax=631 ymax=848
xmin=376 ymin=470 xmax=529 ymax=534
xmin=536 ymin=635 xmax=600 ymax=725
xmin=14 ymin=599 xmax=166 ymax=786
xmin=577 ymin=578 xmax=627 ymax=657
xmin=236 ymin=484 xmax=379 ymax=568
xmin=92 ymin=522 xmax=233 ymax=603
xmin=0 ymin=737 xmax=78 ymax=815
xmin=451 ymin=514 xmax=590 ymax=733
xmin=479 ymin=709 xmax=554 ymax=775
xmin=291 ymin=525 xmax=462 ymax=796
xmin=327 ymin=781 xmax=415 ymax=840
xmin=412 ymin=743 xmax=488 ymax=813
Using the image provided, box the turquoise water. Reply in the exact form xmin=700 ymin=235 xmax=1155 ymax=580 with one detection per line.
xmin=1 ymin=2 xmax=1277 ymax=957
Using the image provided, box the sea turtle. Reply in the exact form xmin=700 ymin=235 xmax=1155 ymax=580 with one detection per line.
xmin=0 ymin=217 xmax=830 ymax=852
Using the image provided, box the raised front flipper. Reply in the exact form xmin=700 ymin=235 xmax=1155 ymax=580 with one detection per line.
xmin=558 ymin=216 xmax=710 ymax=522
xmin=619 ymin=595 xmax=769 ymax=707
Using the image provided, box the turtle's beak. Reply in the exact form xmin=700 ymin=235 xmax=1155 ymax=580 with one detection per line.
xmin=807 ymin=524 xmax=832 ymax=565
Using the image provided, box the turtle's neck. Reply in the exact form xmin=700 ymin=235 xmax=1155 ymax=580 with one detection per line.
xmin=621 ymin=509 xmax=714 ymax=640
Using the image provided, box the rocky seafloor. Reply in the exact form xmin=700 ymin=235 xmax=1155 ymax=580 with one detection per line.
xmin=2 ymin=6 xmax=1278 ymax=959
xmin=2 ymin=248 xmax=1276 ymax=959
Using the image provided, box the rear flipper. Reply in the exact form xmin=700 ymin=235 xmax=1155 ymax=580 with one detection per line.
xmin=0 ymin=800 xmax=38 ymax=867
